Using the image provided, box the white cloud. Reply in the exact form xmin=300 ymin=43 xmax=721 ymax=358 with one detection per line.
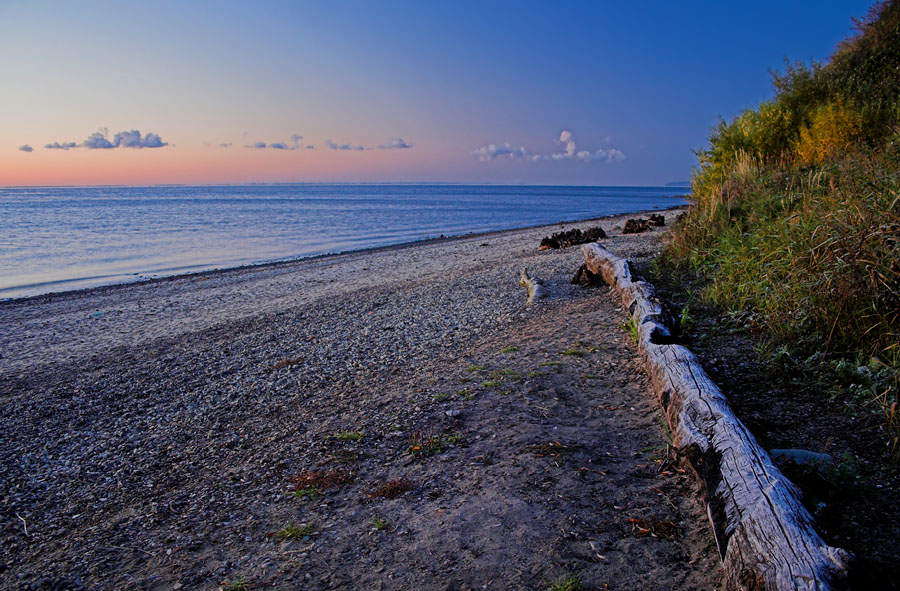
xmin=472 ymin=130 xmax=625 ymax=165
xmin=45 ymin=141 xmax=79 ymax=150
xmin=326 ymin=139 xmax=364 ymax=151
xmin=83 ymin=131 xmax=115 ymax=149
xmin=470 ymin=143 xmax=530 ymax=162
xmin=114 ymin=130 xmax=167 ymax=148
xmin=80 ymin=129 xmax=168 ymax=149
xmin=378 ymin=137 xmax=412 ymax=150
xmin=554 ymin=129 xmax=577 ymax=159
xmin=244 ymin=134 xmax=303 ymax=150
xmin=576 ymin=150 xmax=606 ymax=162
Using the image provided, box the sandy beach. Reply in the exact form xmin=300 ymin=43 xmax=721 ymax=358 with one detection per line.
xmin=0 ymin=209 xmax=725 ymax=590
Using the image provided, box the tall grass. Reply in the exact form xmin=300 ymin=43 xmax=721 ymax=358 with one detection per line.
xmin=672 ymin=154 xmax=899 ymax=359
xmin=666 ymin=1 xmax=900 ymax=450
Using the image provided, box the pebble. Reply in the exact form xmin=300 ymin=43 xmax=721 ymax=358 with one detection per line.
xmin=0 ymin=211 xmax=680 ymax=589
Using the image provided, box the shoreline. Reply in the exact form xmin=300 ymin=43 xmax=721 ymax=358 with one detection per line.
xmin=1 ymin=204 xmax=685 ymax=306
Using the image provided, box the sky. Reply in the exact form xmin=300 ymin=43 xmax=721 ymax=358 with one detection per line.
xmin=0 ymin=0 xmax=875 ymax=186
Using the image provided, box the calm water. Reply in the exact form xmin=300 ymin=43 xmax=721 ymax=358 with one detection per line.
xmin=0 ymin=184 xmax=688 ymax=299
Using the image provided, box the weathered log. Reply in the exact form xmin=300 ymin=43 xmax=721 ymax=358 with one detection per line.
xmin=519 ymin=268 xmax=546 ymax=304
xmin=581 ymin=242 xmax=852 ymax=591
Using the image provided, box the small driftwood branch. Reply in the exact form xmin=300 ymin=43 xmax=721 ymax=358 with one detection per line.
xmin=15 ymin=513 xmax=27 ymax=536
xmin=581 ymin=242 xmax=852 ymax=591
xmin=519 ymin=268 xmax=546 ymax=304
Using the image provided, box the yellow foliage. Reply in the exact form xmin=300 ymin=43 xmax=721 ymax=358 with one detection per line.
xmin=795 ymin=100 xmax=863 ymax=165
xmin=735 ymin=101 xmax=794 ymax=160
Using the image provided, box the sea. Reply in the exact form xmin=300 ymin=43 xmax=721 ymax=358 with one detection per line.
xmin=0 ymin=184 xmax=689 ymax=300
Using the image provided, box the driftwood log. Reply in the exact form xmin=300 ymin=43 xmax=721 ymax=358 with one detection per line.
xmin=519 ymin=268 xmax=546 ymax=304
xmin=581 ymin=242 xmax=851 ymax=591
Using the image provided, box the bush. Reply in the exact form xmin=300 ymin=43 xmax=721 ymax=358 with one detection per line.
xmin=667 ymin=2 xmax=900 ymax=430
xmin=795 ymin=100 xmax=864 ymax=165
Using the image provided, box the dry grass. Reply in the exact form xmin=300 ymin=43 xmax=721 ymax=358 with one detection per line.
xmin=628 ymin=517 xmax=679 ymax=540
xmin=367 ymin=478 xmax=415 ymax=499
xmin=290 ymin=469 xmax=355 ymax=490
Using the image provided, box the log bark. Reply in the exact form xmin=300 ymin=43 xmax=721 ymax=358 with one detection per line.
xmin=519 ymin=268 xmax=546 ymax=304
xmin=581 ymin=242 xmax=852 ymax=591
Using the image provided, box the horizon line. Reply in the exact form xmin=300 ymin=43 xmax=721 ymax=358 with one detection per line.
xmin=0 ymin=180 xmax=692 ymax=190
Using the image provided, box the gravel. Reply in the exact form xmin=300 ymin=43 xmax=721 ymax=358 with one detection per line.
xmin=0 ymin=208 xmax=725 ymax=590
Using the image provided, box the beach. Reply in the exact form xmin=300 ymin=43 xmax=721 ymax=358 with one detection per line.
xmin=0 ymin=208 xmax=724 ymax=590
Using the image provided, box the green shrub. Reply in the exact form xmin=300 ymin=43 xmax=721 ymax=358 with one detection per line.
xmin=666 ymin=2 xmax=900 ymax=449
xmin=672 ymin=1 xmax=900 ymax=361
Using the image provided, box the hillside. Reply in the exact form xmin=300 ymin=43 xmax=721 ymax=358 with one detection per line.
xmin=666 ymin=0 xmax=899 ymax=451
xmin=653 ymin=3 xmax=900 ymax=587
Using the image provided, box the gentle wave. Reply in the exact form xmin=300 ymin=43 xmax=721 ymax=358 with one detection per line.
xmin=0 ymin=184 xmax=688 ymax=299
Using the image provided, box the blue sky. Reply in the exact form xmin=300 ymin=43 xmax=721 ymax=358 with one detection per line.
xmin=1 ymin=0 xmax=875 ymax=185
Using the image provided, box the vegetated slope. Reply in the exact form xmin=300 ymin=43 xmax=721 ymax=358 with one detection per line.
xmin=666 ymin=1 xmax=899 ymax=452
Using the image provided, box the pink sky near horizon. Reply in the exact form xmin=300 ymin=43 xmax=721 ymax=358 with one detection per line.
xmin=2 ymin=143 xmax=451 ymax=186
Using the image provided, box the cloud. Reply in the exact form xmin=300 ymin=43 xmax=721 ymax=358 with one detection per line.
xmin=378 ymin=137 xmax=412 ymax=150
xmin=45 ymin=141 xmax=79 ymax=150
xmin=18 ymin=144 xmax=33 ymax=152
xmin=575 ymin=150 xmax=607 ymax=162
xmin=306 ymin=145 xmax=315 ymax=150
xmin=576 ymin=148 xmax=626 ymax=163
xmin=81 ymin=129 xmax=168 ymax=149
xmin=470 ymin=143 xmax=530 ymax=162
xmin=326 ymin=139 xmax=364 ymax=151
xmin=271 ymin=134 xmax=304 ymax=150
xmin=472 ymin=130 xmax=625 ymax=164
xmin=245 ymin=134 xmax=303 ymax=150
xmin=113 ymin=130 xmax=167 ymax=148
xmin=552 ymin=129 xmax=577 ymax=160
xmin=220 ymin=142 xmax=232 ymax=148
xmin=142 ymin=133 xmax=167 ymax=148
xmin=83 ymin=131 xmax=116 ymax=149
